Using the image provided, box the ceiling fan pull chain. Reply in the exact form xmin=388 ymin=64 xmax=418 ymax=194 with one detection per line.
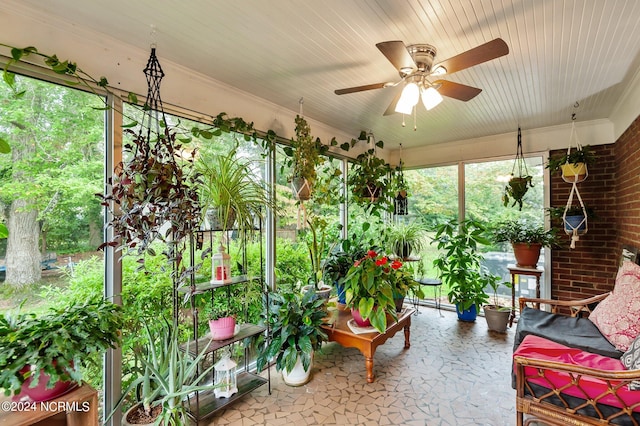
xmin=299 ymin=97 xmax=304 ymax=117
xmin=413 ymin=106 xmax=417 ymax=131
xmin=401 ymin=113 xmax=406 ymax=127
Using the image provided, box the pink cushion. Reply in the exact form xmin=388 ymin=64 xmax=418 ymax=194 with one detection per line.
xmin=514 ymin=335 xmax=639 ymax=410
xmin=589 ymin=261 xmax=640 ymax=352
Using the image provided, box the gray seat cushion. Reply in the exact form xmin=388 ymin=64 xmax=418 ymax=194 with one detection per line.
xmin=514 ymin=307 xmax=623 ymax=359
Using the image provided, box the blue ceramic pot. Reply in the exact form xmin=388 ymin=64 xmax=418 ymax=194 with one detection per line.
xmin=456 ymin=303 xmax=477 ymax=322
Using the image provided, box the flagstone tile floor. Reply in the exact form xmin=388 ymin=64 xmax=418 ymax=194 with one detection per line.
xmin=209 ymin=305 xmax=516 ymax=425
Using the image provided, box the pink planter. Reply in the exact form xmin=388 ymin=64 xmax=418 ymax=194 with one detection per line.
xmin=351 ymin=309 xmax=371 ymax=327
xmin=13 ymin=366 xmax=74 ymax=402
xmin=209 ymin=317 xmax=236 ymax=340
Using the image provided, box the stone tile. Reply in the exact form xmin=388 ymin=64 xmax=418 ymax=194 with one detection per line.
xmin=207 ymin=306 xmax=515 ymax=425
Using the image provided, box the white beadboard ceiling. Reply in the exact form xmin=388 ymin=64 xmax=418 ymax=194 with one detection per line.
xmin=7 ymin=0 xmax=640 ymax=150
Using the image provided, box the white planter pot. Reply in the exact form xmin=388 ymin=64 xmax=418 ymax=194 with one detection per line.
xmin=282 ymin=354 xmax=312 ymax=386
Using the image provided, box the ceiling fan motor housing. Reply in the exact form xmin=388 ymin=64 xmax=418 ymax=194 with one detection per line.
xmin=406 ymin=44 xmax=437 ymax=75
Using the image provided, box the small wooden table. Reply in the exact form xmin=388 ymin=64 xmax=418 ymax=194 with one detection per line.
xmin=0 ymin=383 xmax=98 ymax=426
xmin=508 ymin=265 xmax=543 ymax=327
xmin=322 ymin=305 xmax=415 ymax=383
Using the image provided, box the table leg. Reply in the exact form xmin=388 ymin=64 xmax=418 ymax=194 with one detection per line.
xmin=509 ymin=272 xmax=517 ymax=327
xmin=404 ymin=322 xmax=411 ymax=349
xmin=365 ymin=356 xmax=375 ymax=383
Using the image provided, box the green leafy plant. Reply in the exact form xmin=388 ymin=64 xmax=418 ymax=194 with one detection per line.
xmin=386 ymin=220 xmax=427 ymax=259
xmin=282 ymin=115 xmax=328 ymax=195
xmin=108 ymin=319 xmax=216 ymax=425
xmin=431 ymin=219 xmax=492 ymax=310
xmin=303 ymin=216 xmax=333 ymax=291
xmin=484 ymin=274 xmax=512 ymax=309
xmin=546 ymin=144 xmax=596 ymax=173
xmin=348 ymin=135 xmax=393 ymax=213
xmin=491 ymin=219 xmax=560 ymax=247
xmin=197 ymin=142 xmax=275 ymax=232
xmin=0 ymin=298 xmax=123 ymax=397
xmin=342 ymin=250 xmax=406 ymax=333
xmin=256 ymin=290 xmax=328 ymax=374
xmin=503 ymin=175 xmax=533 ymax=211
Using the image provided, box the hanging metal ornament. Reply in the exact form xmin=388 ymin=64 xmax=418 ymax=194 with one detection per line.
xmin=394 ymin=144 xmax=408 ymax=215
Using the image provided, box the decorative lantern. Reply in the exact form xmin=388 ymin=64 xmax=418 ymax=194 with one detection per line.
xmin=394 ymin=190 xmax=408 ymax=215
xmin=213 ymin=350 xmax=238 ymax=398
xmin=211 ymin=243 xmax=232 ymax=284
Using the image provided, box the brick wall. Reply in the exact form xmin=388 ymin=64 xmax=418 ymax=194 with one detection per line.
xmin=549 ymin=115 xmax=640 ymax=298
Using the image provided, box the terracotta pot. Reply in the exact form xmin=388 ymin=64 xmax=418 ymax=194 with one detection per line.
xmin=512 ymin=243 xmax=542 ymax=268
xmin=291 ymin=177 xmax=312 ymax=200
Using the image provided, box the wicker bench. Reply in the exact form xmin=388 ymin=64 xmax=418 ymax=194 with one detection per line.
xmin=514 ymin=295 xmax=640 ymax=426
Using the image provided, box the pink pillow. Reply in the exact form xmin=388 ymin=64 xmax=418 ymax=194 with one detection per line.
xmin=589 ymin=261 xmax=640 ymax=352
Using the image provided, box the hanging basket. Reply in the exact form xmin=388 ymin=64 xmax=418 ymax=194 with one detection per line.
xmin=291 ymin=177 xmax=312 ymax=201
xmin=361 ymin=183 xmax=382 ymax=202
xmin=561 ymin=163 xmax=588 ymax=183
xmin=564 ymin=214 xmax=587 ymax=235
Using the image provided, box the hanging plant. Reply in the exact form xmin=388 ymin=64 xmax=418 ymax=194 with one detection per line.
xmin=282 ymin=110 xmax=328 ymax=201
xmin=97 ymin=48 xmax=202 ymax=288
xmin=348 ymin=133 xmax=393 ymax=213
xmin=503 ymin=127 xmax=533 ymax=211
xmin=546 ymin=117 xmax=596 ymax=183
xmin=393 ymin=152 xmax=408 ymax=216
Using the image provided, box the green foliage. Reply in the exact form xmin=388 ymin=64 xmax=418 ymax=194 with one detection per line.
xmin=256 ymin=290 xmax=328 ymax=374
xmin=197 ymin=143 xmax=274 ymax=232
xmin=272 ymin=238 xmax=312 ymax=290
xmin=282 ymin=115 xmax=328 ymax=187
xmin=342 ymin=250 xmax=406 ymax=333
xmin=490 ymin=219 xmax=560 ymax=247
xmin=431 ymin=219 xmax=493 ymax=310
xmin=0 ymin=298 xmax=122 ymax=396
xmin=386 ymin=220 xmax=427 ymax=258
xmin=502 ymin=175 xmax=533 ymax=211
xmin=546 ymin=144 xmax=596 ymax=173
xmin=348 ymin=142 xmax=393 ymax=215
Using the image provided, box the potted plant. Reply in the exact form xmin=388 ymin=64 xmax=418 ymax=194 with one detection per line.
xmin=386 ymin=220 xmax=427 ymax=259
xmin=0 ymin=299 xmax=123 ymax=401
xmin=503 ymin=175 xmax=533 ymax=211
xmin=301 ymin=216 xmax=333 ymax=300
xmin=482 ymin=274 xmax=512 ymax=333
xmin=431 ymin=219 xmax=491 ymax=322
xmin=548 ymin=205 xmax=592 ymax=236
xmin=491 ymin=219 xmax=560 ymax=268
xmin=546 ymin=144 xmax=596 ymax=183
xmin=388 ymin=261 xmax=425 ymax=312
xmin=197 ymin=143 xmax=275 ymax=232
xmin=256 ymin=290 xmax=328 ymax=386
xmin=341 ymin=250 xmax=403 ymax=333
xmin=324 ymin=239 xmax=367 ymax=305
xmin=282 ymin=115 xmax=328 ymax=201
xmin=348 ymin=134 xmax=392 ymax=211
xmin=108 ymin=319 xmax=216 ymax=425
xmin=205 ymin=302 xmax=237 ymax=341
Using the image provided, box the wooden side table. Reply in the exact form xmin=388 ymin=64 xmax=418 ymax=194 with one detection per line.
xmin=508 ymin=265 xmax=543 ymax=327
xmin=0 ymin=383 xmax=98 ymax=426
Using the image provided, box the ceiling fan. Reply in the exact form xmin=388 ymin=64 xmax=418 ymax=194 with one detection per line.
xmin=335 ymin=38 xmax=509 ymax=116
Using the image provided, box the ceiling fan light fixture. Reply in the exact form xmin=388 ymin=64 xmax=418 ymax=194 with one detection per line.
xmin=432 ymin=65 xmax=447 ymax=75
xmin=395 ymin=82 xmax=419 ymax=114
xmin=421 ymin=86 xmax=443 ymax=110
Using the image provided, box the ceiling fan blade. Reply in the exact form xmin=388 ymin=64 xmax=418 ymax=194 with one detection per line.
xmin=383 ymin=89 xmax=403 ymax=116
xmin=376 ymin=40 xmax=416 ymax=73
xmin=334 ymin=82 xmax=389 ymax=95
xmin=434 ymin=80 xmax=482 ymax=101
xmin=433 ymin=38 xmax=509 ymax=75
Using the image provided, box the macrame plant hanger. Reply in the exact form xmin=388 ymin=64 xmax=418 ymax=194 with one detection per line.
xmin=394 ymin=144 xmax=408 ymax=215
xmin=563 ymin=112 xmax=588 ymax=249
xmin=296 ymin=97 xmax=308 ymax=230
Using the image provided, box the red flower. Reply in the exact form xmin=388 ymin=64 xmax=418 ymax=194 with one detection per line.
xmin=367 ymin=250 xmax=377 ymax=258
xmin=391 ymin=260 xmax=403 ymax=270
xmin=375 ymin=256 xmax=388 ymax=266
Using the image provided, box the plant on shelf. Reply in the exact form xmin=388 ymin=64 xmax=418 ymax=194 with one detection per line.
xmin=0 ymin=299 xmax=123 ymax=400
xmin=196 ymin=142 xmax=275 ymax=232
xmin=491 ymin=219 xmax=560 ymax=268
xmin=205 ymin=302 xmax=237 ymax=341
xmin=256 ymin=290 xmax=328 ymax=386
xmin=386 ymin=220 xmax=427 ymax=259
xmin=483 ymin=274 xmax=512 ymax=333
xmin=342 ymin=250 xmax=404 ymax=333
xmin=348 ymin=133 xmax=392 ymax=212
xmin=108 ymin=319 xmax=215 ymax=425
xmin=282 ymin=115 xmax=328 ymax=201
xmin=431 ymin=219 xmax=493 ymax=322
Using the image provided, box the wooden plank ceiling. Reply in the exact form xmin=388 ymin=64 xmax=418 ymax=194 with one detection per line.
xmin=8 ymin=0 xmax=640 ymax=149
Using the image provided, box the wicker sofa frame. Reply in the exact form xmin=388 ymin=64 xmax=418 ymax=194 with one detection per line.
xmin=515 ymin=294 xmax=640 ymax=426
